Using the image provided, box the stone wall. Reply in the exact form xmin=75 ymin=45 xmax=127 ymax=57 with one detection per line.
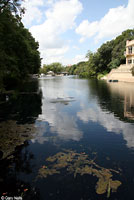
xmin=106 ymin=64 xmax=134 ymax=82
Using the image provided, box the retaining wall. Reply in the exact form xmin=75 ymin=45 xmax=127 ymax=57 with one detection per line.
xmin=106 ymin=64 xmax=134 ymax=82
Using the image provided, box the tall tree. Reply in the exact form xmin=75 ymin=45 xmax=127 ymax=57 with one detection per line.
xmin=0 ymin=1 xmax=41 ymax=90
xmin=0 ymin=0 xmax=25 ymax=16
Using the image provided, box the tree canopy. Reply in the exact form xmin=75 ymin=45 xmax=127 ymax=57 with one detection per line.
xmin=40 ymin=63 xmax=64 ymax=74
xmin=0 ymin=0 xmax=25 ymax=16
xmin=0 ymin=0 xmax=41 ymax=91
xmin=68 ymin=29 xmax=134 ymax=78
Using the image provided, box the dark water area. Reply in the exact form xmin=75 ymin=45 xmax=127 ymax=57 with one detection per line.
xmin=0 ymin=76 xmax=134 ymax=200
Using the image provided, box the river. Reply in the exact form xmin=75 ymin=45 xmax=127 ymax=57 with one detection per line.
xmin=0 ymin=76 xmax=134 ymax=200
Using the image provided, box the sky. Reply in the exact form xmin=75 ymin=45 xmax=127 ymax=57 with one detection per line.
xmin=22 ymin=0 xmax=134 ymax=66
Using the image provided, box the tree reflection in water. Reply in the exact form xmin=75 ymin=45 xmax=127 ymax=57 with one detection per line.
xmin=0 ymin=142 xmax=40 ymax=199
xmin=0 ymin=80 xmax=42 ymax=199
xmin=88 ymin=80 xmax=134 ymax=122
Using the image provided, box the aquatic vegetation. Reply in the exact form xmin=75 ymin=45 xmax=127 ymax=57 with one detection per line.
xmin=38 ymin=168 xmax=60 ymax=178
xmin=38 ymin=150 xmax=122 ymax=197
xmin=0 ymin=120 xmax=36 ymax=159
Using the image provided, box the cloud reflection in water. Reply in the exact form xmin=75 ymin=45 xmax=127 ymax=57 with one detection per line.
xmin=31 ymin=78 xmax=83 ymax=144
xmin=77 ymin=103 xmax=134 ymax=149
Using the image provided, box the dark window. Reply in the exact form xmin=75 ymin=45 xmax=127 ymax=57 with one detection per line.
xmin=128 ymin=46 xmax=132 ymax=54
xmin=128 ymin=59 xmax=132 ymax=64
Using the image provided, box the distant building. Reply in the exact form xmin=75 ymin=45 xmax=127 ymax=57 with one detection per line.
xmin=104 ymin=39 xmax=134 ymax=82
xmin=46 ymin=71 xmax=55 ymax=76
xmin=61 ymin=72 xmax=69 ymax=76
xmin=125 ymin=40 xmax=134 ymax=64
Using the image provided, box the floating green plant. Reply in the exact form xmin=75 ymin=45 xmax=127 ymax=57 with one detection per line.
xmin=0 ymin=120 xmax=36 ymax=159
xmin=38 ymin=168 xmax=60 ymax=178
xmin=37 ymin=150 xmax=122 ymax=197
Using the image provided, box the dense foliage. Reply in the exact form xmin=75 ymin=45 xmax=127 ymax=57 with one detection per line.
xmin=68 ymin=29 xmax=134 ymax=78
xmin=0 ymin=0 xmax=41 ymax=91
xmin=0 ymin=0 xmax=25 ymax=15
xmin=40 ymin=63 xmax=64 ymax=74
xmin=65 ymin=62 xmax=89 ymax=78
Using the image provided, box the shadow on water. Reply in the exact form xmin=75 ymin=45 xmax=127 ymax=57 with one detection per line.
xmin=0 ymin=80 xmax=42 ymax=123
xmin=0 ymin=80 xmax=42 ymax=199
xmin=0 ymin=142 xmax=40 ymax=199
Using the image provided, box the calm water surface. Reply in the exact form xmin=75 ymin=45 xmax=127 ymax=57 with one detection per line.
xmin=0 ymin=76 xmax=134 ymax=200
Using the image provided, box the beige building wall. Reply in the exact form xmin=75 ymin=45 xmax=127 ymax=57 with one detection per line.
xmin=106 ymin=64 xmax=134 ymax=82
xmin=126 ymin=40 xmax=134 ymax=64
xmin=102 ymin=40 xmax=134 ymax=82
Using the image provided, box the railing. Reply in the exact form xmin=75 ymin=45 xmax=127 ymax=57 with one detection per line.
xmin=124 ymin=51 xmax=134 ymax=56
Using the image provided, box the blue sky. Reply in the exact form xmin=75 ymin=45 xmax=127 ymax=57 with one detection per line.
xmin=22 ymin=0 xmax=133 ymax=66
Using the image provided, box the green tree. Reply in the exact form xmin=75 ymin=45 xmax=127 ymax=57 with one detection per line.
xmin=40 ymin=62 xmax=64 ymax=74
xmin=0 ymin=4 xmax=41 ymax=90
xmin=0 ymin=0 xmax=25 ymax=16
xmin=86 ymin=29 xmax=134 ymax=78
xmin=69 ymin=29 xmax=134 ymax=79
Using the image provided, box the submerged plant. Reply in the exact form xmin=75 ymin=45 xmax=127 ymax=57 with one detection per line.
xmin=37 ymin=150 xmax=122 ymax=197
xmin=0 ymin=120 xmax=36 ymax=159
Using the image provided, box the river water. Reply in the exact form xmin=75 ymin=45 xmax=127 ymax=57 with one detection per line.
xmin=0 ymin=76 xmax=134 ymax=200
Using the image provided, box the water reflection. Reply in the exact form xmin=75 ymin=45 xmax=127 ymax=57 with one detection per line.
xmin=77 ymin=80 xmax=134 ymax=148
xmin=89 ymin=80 xmax=134 ymax=123
xmin=0 ymin=80 xmax=42 ymax=198
xmin=0 ymin=80 xmax=42 ymax=159
xmin=33 ymin=78 xmax=134 ymax=148
xmin=108 ymin=82 xmax=134 ymax=120
xmin=1 ymin=77 xmax=134 ymax=199
xmin=0 ymin=142 xmax=40 ymax=199
xmin=77 ymin=103 xmax=134 ymax=148
xmin=0 ymin=80 xmax=42 ymax=123
xmin=33 ymin=78 xmax=83 ymax=143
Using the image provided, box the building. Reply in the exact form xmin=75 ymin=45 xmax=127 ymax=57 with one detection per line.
xmin=46 ymin=71 xmax=55 ymax=76
xmin=103 ymin=39 xmax=134 ymax=82
xmin=125 ymin=40 xmax=134 ymax=64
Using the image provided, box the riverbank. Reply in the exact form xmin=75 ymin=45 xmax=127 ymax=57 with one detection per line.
xmin=101 ymin=64 xmax=134 ymax=82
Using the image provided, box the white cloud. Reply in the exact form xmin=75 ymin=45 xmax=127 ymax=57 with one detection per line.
xmin=23 ymin=0 xmax=83 ymax=65
xmin=48 ymin=54 xmax=87 ymax=66
xmin=40 ymin=51 xmax=87 ymax=66
xmin=77 ymin=103 xmax=134 ymax=149
xmin=45 ymin=0 xmax=82 ymax=32
xmin=76 ymin=0 xmax=134 ymax=43
xmin=46 ymin=0 xmax=56 ymax=5
xmin=41 ymin=46 xmax=69 ymax=64
xmin=22 ymin=0 xmax=44 ymax=26
xmin=72 ymin=45 xmax=80 ymax=50
xmin=76 ymin=20 xmax=99 ymax=43
xmin=69 ymin=54 xmax=88 ymax=64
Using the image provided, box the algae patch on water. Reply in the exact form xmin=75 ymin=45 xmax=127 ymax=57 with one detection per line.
xmin=0 ymin=120 xmax=36 ymax=159
xmin=37 ymin=150 xmax=121 ymax=197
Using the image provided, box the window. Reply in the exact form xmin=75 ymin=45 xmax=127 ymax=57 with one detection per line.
xmin=128 ymin=46 xmax=132 ymax=54
xmin=128 ymin=59 xmax=132 ymax=64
